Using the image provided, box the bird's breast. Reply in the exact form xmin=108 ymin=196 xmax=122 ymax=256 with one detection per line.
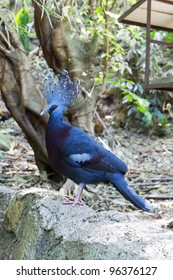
xmin=45 ymin=124 xmax=71 ymax=168
xmin=46 ymin=124 xmax=71 ymax=146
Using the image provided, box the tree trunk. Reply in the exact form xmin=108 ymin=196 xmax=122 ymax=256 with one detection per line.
xmin=0 ymin=1 xmax=100 ymax=185
xmin=0 ymin=22 xmax=60 ymax=181
xmin=34 ymin=0 xmax=99 ymax=134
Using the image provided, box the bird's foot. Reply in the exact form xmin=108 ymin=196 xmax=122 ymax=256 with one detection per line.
xmin=63 ymin=196 xmax=84 ymax=206
xmin=63 ymin=183 xmax=85 ymax=206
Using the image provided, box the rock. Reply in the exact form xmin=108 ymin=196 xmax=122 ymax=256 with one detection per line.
xmin=167 ymin=220 xmax=173 ymax=229
xmin=0 ymin=185 xmax=173 ymax=259
xmin=0 ymin=185 xmax=16 ymax=259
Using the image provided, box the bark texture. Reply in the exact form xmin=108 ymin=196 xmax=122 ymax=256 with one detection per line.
xmin=0 ymin=24 xmax=51 ymax=173
xmin=34 ymin=0 xmax=99 ymax=133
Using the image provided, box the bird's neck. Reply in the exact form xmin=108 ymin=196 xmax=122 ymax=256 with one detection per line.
xmin=46 ymin=108 xmax=71 ymax=150
xmin=48 ymin=108 xmax=66 ymax=128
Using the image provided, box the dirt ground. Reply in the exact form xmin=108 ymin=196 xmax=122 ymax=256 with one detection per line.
xmin=0 ymin=109 xmax=173 ymax=252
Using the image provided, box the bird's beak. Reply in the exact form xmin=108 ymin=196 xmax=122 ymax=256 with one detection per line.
xmin=40 ymin=104 xmax=51 ymax=116
xmin=40 ymin=108 xmax=46 ymax=116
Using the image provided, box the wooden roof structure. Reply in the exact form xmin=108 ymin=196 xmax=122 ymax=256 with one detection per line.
xmin=119 ymin=0 xmax=173 ymax=90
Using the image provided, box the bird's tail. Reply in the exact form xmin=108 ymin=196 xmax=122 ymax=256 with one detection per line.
xmin=108 ymin=173 xmax=153 ymax=212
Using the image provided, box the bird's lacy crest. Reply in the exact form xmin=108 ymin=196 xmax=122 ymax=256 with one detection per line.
xmin=42 ymin=69 xmax=79 ymax=108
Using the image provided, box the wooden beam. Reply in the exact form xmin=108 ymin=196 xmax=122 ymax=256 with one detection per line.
xmin=118 ymin=0 xmax=173 ymax=32
xmin=150 ymin=39 xmax=173 ymax=47
xmin=118 ymin=0 xmax=146 ymax=23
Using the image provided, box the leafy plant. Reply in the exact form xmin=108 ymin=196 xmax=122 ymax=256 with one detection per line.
xmin=15 ymin=7 xmax=31 ymax=52
xmin=112 ymin=78 xmax=152 ymax=124
xmin=2 ymin=0 xmax=171 ymax=131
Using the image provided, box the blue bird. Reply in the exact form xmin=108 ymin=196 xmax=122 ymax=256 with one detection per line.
xmin=41 ymin=69 xmax=153 ymax=212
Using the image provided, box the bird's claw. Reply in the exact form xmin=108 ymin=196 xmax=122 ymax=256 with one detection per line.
xmin=63 ymin=196 xmax=84 ymax=206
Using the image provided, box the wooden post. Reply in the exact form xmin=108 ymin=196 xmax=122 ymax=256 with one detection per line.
xmin=145 ymin=0 xmax=152 ymax=89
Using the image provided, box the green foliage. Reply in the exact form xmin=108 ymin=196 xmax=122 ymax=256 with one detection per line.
xmin=2 ymin=0 xmax=170 ymax=130
xmin=112 ymin=78 xmax=152 ymax=124
xmin=151 ymin=29 xmax=173 ymax=43
xmin=77 ymin=0 xmax=171 ymax=129
xmin=15 ymin=7 xmax=31 ymax=52
xmin=9 ymin=0 xmax=169 ymax=129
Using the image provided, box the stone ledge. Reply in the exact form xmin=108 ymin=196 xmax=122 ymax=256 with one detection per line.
xmin=0 ymin=185 xmax=172 ymax=259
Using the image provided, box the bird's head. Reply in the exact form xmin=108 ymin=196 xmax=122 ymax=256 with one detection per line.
xmin=41 ymin=69 xmax=79 ymax=116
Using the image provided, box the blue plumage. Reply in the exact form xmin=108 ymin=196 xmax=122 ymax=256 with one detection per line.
xmin=41 ymin=69 xmax=153 ymax=212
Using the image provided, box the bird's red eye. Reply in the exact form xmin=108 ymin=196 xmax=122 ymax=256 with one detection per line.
xmin=51 ymin=105 xmax=57 ymax=111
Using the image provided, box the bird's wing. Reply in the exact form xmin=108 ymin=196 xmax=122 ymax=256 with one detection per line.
xmin=62 ymin=127 xmax=128 ymax=174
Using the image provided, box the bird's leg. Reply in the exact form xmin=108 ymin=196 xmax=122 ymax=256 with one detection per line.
xmin=63 ymin=183 xmax=85 ymax=206
xmin=73 ymin=183 xmax=85 ymax=206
